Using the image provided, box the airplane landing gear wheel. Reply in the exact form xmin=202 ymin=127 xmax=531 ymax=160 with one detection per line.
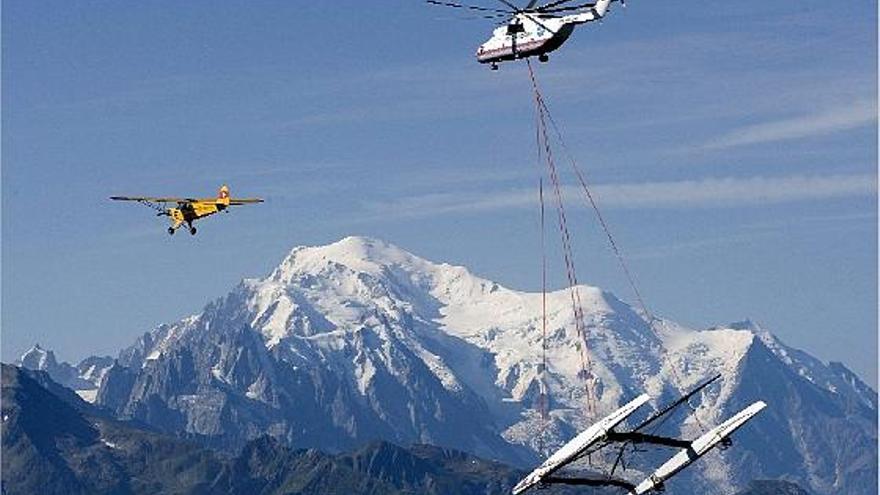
xmin=168 ymin=227 xmax=175 ymax=235
xmin=189 ymin=226 xmax=197 ymax=235
xmin=538 ymin=54 xmax=549 ymax=63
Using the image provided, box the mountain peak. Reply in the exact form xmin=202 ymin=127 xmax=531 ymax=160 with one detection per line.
xmin=16 ymin=344 xmax=111 ymax=401
xmin=19 ymin=343 xmax=57 ymax=370
xmin=334 ymin=234 xmax=392 ymax=249
xmin=268 ymin=236 xmax=478 ymax=293
xmin=728 ymin=319 xmax=760 ymax=331
xmin=315 ymin=236 xmax=421 ymax=268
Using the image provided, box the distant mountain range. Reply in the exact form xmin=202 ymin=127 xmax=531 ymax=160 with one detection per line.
xmin=12 ymin=237 xmax=878 ymax=494
xmin=1 ymin=363 xmax=573 ymax=495
xmin=0 ymin=364 xmax=812 ymax=495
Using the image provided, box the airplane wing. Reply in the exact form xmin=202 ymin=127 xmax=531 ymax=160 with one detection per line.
xmin=632 ymin=401 xmax=767 ymax=494
xmin=228 ymin=198 xmax=264 ymax=205
xmin=110 ymin=196 xmax=191 ymax=203
xmin=512 ymin=394 xmax=651 ymax=495
xmin=188 ymin=197 xmax=263 ymax=205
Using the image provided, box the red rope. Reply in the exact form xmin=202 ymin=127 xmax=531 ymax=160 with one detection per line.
xmin=529 ymin=59 xmax=597 ymax=419
xmin=535 ymin=94 xmax=653 ymax=322
xmin=538 ymin=179 xmax=549 ymax=456
xmin=527 ymin=63 xmax=708 ymax=433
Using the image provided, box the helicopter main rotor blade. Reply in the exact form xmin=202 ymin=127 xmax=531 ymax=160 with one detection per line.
xmin=427 ymin=0 xmax=514 ymax=14
xmin=495 ymin=0 xmax=525 ymax=12
xmin=432 ymin=13 xmax=512 ymax=21
xmin=490 ymin=0 xmax=558 ymax=34
xmin=534 ymin=0 xmax=580 ymax=11
xmin=436 ymin=0 xmax=557 ymax=36
xmin=522 ymin=11 xmax=557 ymax=33
xmin=540 ymin=2 xmax=599 ymax=13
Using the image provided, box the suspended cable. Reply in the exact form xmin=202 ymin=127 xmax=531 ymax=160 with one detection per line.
xmin=533 ymin=93 xmax=653 ymax=323
xmin=538 ymin=178 xmax=550 ymax=457
xmin=526 ymin=61 xmax=709 ymax=435
xmin=528 ymin=59 xmax=597 ymax=420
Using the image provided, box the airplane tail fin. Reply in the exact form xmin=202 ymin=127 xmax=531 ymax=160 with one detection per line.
xmin=217 ymin=184 xmax=230 ymax=206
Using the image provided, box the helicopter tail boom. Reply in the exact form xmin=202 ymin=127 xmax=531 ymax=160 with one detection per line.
xmin=561 ymin=0 xmax=612 ymax=24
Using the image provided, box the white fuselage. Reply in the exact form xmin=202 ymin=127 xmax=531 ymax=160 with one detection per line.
xmin=475 ymin=0 xmax=613 ymax=64
xmin=476 ymin=16 xmax=570 ymax=63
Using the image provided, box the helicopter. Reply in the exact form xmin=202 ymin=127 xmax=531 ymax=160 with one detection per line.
xmin=427 ymin=0 xmax=620 ymax=69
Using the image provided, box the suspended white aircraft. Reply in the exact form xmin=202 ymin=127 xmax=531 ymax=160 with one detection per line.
xmin=511 ymin=375 xmax=768 ymax=494
xmin=427 ymin=0 xmax=621 ymax=69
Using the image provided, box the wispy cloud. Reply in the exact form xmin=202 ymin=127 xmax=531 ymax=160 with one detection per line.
xmin=587 ymin=174 xmax=877 ymax=208
xmin=625 ymin=231 xmax=776 ymax=261
xmin=627 ymin=210 xmax=878 ymax=261
xmin=361 ymin=173 xmax=877 ymax=220
xmin=703 ymin=100 xmax=877 ymax=150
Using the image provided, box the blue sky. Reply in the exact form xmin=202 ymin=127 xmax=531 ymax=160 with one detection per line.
xmin=3 ymin=1 xmax=877 ymax=385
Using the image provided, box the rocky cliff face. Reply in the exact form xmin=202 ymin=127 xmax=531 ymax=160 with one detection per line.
xmin=23 ymin=237 xmax=877 ymax=494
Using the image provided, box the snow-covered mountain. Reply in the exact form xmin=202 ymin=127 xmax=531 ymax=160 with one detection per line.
xmin=25 ymin=236 xmax=877 ymax=494
xmin=17 ymin=344 xmax=113 ymax=403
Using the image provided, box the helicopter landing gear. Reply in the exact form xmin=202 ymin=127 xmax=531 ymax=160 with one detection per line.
xmin=490 ymin=62 xmax=499 ymax=71
xmin=538 ymin=54 xmax=549 ymax=63
xmin=168 ymin=227 xmax=175 ymax=236
xmin=189 ymin=226 xmax=197 ymax=235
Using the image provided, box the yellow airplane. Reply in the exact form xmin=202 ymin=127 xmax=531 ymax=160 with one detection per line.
xmin=111 ymin=185 xmax=263 ymax=235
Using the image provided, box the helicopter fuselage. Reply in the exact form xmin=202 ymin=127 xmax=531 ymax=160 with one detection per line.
xmin=475 ymin=1 xmax=612 ymax=66
xmin=476 ymin=19 xmax=574 ymax=64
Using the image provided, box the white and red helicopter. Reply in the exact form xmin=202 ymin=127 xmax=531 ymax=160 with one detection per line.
xmin=427 ymin=0 xmax=620 ymax=69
